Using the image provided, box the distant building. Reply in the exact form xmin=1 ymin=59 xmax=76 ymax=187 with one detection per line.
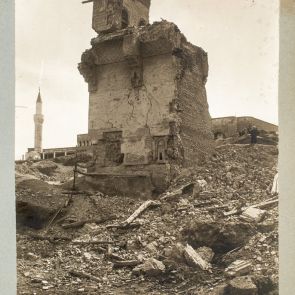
xmin=212 ymin=116 xmax=278 ymax=139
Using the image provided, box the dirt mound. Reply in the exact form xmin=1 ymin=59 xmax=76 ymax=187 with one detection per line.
xmin=16 ymin=160 xmax=74 ymax=184
xmin=53 ymin=152 xmax=93 ymax=166
xmin=32 ymin=161 xmax=58 ymax=176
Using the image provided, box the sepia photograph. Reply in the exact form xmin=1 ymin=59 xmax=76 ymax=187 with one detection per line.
xmin=14 ymin=0 xmax=280 ymax=294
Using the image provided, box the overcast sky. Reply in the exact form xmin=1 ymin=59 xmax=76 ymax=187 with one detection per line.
xmin=15 ymin=0 xmax=279 ymax=159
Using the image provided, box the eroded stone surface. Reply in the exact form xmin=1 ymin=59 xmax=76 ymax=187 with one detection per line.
xmin=78 ymin=1 xmax=213 ymax=196
xmin=227 ymin=276 xmax=258 ymax=295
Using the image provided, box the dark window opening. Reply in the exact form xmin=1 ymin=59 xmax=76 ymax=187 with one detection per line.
xmin=138 ymin=19 xmax=146 ymax=26
xmin=214 ymin=132 xmax=225 ymax=140
xmin=122 ymin=8 xmax=129 ymax=28
xmin=103 ymin=131 xmax=123 ymax=166
xmin=156 ymin=139 xmax=166 ymax=162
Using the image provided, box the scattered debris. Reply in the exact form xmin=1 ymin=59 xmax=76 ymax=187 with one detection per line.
xmin=241 ymin=207 xmax=266 ymax=223
xmin=113 ymin=260 xmax=141 ymax=268
xmin=69 ymin=269 xmax=101 ymax=283
xmin=196 ymin=246 xmax=215 ymax=263
xmin=224 ymin=197 xmax=278 ymax=217
xmin=133 ymin=258 xmax=166 ymax=277
xmin=16 ymin=144 xmax=278 ymax=294
xmin=271 ymin=173 xmax=279 ymax=195
xmin=160 ymin=182 xmax=194 ymax=201
xmin=227 ymin=276 xmax=258 ymax=295
xmin=122 ymin=200 xmax=161 ymax=227
xmin=225 ymin=260 xmax=253 ymax=278
xmin=61 ymin=215 xmax=117 ymax=229
xmin=184 ymin=244 xmax=212 ymax=271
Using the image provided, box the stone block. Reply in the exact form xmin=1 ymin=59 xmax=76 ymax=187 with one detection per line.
xmin=145 ymin=241 xmax=158 ymax=254
xmin=196 ymin=246 xmax=215 ymax=263
xmin=132 ymin=258 xmax=165 ymax=277
xmin=184 ymin=244 xmax=212 ymax=271
xmin=225 ymin=260 xmax=252 ymax=278
xmin=241 ymin=207 xmax=266 ymax=223
xmin=227 ymin=276 xmax=258 ymax=295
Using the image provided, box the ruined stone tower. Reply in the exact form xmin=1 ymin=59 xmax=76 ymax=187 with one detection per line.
xmin=90 ymin=0 xmax=150 ymax=33
xmin=34 ymin=89 xmax=44 ymax=153
xmin=78 ymin=0 xmax=213 ymax=196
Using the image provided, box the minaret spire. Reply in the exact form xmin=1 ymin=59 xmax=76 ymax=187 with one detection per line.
xmin=34 ymin=88 xmax=44 ymax=153
xmin=37 ymin=87 xmax=42 ymax=103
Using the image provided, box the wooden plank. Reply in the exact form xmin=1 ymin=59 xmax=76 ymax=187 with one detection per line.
xmin=122 ymin=200 xmax=161 ymax=227
xmin=224 ymin=197 xmax=278 ymax=217
xmin=252 ymin=198 xmax=278 ymax=209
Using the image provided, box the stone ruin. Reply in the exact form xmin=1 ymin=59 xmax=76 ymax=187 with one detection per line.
xmin=78 ymin=0 xmax=214 ymax=196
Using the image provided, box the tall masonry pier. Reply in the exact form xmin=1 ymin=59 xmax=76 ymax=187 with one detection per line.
xmin=78 ymin=0 xmax=214 ymax=197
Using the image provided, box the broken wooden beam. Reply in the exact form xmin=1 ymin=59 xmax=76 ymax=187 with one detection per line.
xmin=82 ymin=0 xmax=93 ymax=4
xmin=271 ymin=173 xmax=279 ymax=195
xmin=72 ymin=240 xmax=115 ymax=245
xmin=205 ymin=205 xmax=228 ymax=211
xmin=69 ymin=269 xmax=100 ymax=283
xmin=61 ymin=191 xmax=83 ymax=195
xmin=252 ymin=198 xmax=278 ymax=210
xmin=27 ymin=233 xmax=71 ymax=243
xmin=44 ymin=193 xmax=74 ymax=233
xmin=61 ymin=215 xmax=117 ymax=229
xmin=113 ymin=260 xmax=140 ymax=268
xmin=121 ymin=200 xmax=161 ymax=227
xmin=106 ymin=222 xmax=141 ymax=230
xmin=224 ymin=197 xmax=278 ymax=217
xmin=160 ymin=182 xmax=194 ymax=201
xmin=107 ymin=252 xmax=125 ymax=261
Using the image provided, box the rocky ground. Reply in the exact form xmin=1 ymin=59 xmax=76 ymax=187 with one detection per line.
xmin=16 ymin=144 xmax=279 ymax=295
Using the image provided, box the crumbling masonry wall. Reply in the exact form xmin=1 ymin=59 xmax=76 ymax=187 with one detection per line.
xmin=79 ymin=20 xmax=214 ymax=194
xmin=175 ymin=45 xmax=213 ymax=166
xmin=88 ymin=52 xmax=175 ymax=166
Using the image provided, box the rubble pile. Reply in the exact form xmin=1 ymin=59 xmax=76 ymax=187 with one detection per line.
xmin=16 ymin=144 xmax=278 ymax=294
xmin=215 ymin=131 xmax=278 ymax=147
xmin=16 ymin=160 xmax=75 ymax=184
xmin=53 ymin=153 xmax=93 ymax=167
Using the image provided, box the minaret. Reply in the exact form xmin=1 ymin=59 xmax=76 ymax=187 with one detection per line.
xmin=34 ymin=88 xmax=44 ymax=153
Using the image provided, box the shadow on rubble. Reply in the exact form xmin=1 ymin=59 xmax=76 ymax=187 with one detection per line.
xmin=181 ymin=220 xmax=256 ymax=255
xmin=16 ymin=201 xmax=56 ymax=230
